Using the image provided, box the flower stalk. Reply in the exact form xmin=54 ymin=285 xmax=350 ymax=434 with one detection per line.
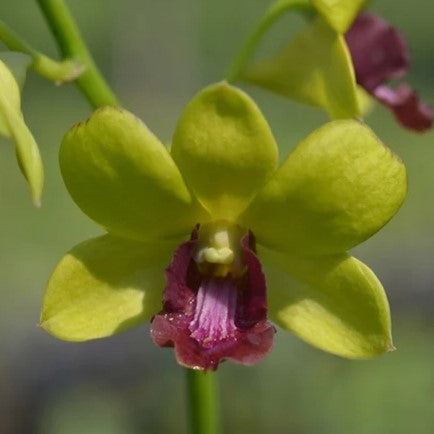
xmin=186 ymin=369 xmax=219 ymax=434
xmin=225 ymin=0 xmax=313 ymax=83
xmin=36 ymin=0 xmax=118 ymax=107
xmin=0 ymin=19 xmax=84 ymax=83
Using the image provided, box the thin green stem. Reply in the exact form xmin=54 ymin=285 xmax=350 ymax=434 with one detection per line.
xmin=225 ymin=0 xmax=314 ymax=83
xmin=0 ymin=19 xmax=42 ymax=57
xmin=0 ymin=19 xmax=84 ymax=82
xmin=186 ymin=369 xmax=219 ymax=434
xmin=36 ymin=0 xmax=118 ymax=108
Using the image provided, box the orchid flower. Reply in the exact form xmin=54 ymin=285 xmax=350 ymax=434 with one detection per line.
xmin=345 ymin=12 xmax=433 ymax=132
xmin=235 ymin=0 xmax=432 ymax=133
xmin=40 ymin=82 xmax=406 ymax=370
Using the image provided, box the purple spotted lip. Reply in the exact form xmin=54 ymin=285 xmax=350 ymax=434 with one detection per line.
xmin=151 ymin=227 xmax=275 ymax=371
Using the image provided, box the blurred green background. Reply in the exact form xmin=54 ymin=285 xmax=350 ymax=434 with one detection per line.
xmin=0 ymin=1 xmax=433 ymax=433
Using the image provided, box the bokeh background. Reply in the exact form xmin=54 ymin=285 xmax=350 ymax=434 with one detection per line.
xmin=0 ymin=1 xmax=433 ymax=433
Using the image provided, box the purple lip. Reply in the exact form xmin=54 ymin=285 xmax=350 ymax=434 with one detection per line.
xmin=151 ymin=228 xmax=275 ymax=371
xmin=346 ymin=12 xmax=433 ymax=132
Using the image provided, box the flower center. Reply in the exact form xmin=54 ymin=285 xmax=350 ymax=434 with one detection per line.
xmin=194 ymin=221 xmax=244 ymax=277
xmin=188 ymin=221 xmax=245 ymax=347
xmin=150 ymin=223 xmax=275 ymax=370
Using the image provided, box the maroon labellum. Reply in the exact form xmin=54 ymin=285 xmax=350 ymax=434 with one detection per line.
xmin=151 ymin=227 xmax=275 ymax=371
xmin=346 ymin=12 xmax=433 ymax=132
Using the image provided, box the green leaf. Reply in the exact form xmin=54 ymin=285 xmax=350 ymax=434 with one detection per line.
xmin=310 ymin=0 xmax=366 ymax=33
xmin=171 ymin=82 xmax=278 ymax=220
xmin=41 ymin=234 xmax=175 ymax=341
xmin=260 ymin=245 xmax=393 ymax=358
xmin=0 ymin=58 xmax=43 ymax=205
xmin=241 ymin=17 xmax=359 ymax=119
xmin=240 ymin=120 xmax=407 ymax=256
xmin=60 ymin=106 xmax=208 ymax=242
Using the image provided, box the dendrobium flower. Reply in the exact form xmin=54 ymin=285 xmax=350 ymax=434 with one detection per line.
xmin=345 ymin=12 xmax=434 ymax=132
xmin=41 ymin=82 xmax=407 ymax=370
xmin=237 ymin=1 xmax=432 ymax=133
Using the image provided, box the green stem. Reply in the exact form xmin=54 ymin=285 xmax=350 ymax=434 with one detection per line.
xmin=0 ymin=19 xmax=45 ymax=56
xmin=225 ymin=0 xmax=314 ymax=83
xmin=36 ymin=0 xmax=118 ymax=108
xmin=186 ymin=369 xmax=219 ymax=434
xmin=0 ymin=19 xmax=84 ymax=83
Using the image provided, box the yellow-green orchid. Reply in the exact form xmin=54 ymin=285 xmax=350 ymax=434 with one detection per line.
xmin=238 ymin=0 xmax=433 ymax=132
xmin=41 ymin=82 xmax=406 ymax=370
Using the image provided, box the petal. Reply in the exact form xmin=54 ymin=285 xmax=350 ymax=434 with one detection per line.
xmin=311 ymin=0 xmax=366 ymax=33
xmin=345 ymin=13 xmax=409 ymax=91
xmin=260 ymin=246 xmax=393 ymax=358
xmin=241 ymin=17 xmax=359 ymax=119
xmin=0 ymin=56 xmax=22 ymax=131
xmin=41 ymin=234 xmax=175 ymax=341
xmin=60 ymin=107 xmax=207 ymax=242
xmin=240 ymin=120 xmax=407 ymax=256
xmin=0 ymin=52 xmax=30 ymax=102
xmin=151 ymin=228 xmax=275 ymax=370
xmin=172 ymin=320 xmax=275 ymax=370
xmin=239 ymin=232 xmax=268 ymax=325
xmin=356 ymin=85 xmax=374 ymax=116
xmin=153 ymin=313 xmax=274 ymax=371
xmin=171 ymin=82 xmax=278 ymax=220
xmin=0 ymin=58 xmax=43 ymax=206
xmin=373 ymin=84 xmax=433 ymax=132
xmin=345 ymin=14 xmax=433 ymax=132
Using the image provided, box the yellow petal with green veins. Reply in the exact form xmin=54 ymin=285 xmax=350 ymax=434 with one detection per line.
xmin=241 ymin=17 xmax=359 ymax=119
xmin=41 ymin=234 xmax=176 ymax=341
xmin=260 ymin=245 xmax=393 ymax=358
xmin=240 ymin=120 xmax=407 ymax=256
xmin=171 ymin=82 xmax=279 ymax=220
xmin=60 ymin=107 xmax=208 ymax=242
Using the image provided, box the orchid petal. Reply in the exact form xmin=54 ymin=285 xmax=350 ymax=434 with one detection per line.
xmin=345 ymin=13 xmax=410 ymax=92
xmin=0 ymin=52 xmax=31 ymax=92
xmin=41 ymin=234 xmax=175 ymax=341
xmin=346 ymin=13 xmax=433 ymax=132
xmin=241 ymin=17 xmax=359 ymax=119
xmin=0 ymin=56 xmax=43 ymax=205
xmin=373 ymin=84 xmax=434 ymax=132
xmin=60 ymin=107 xmax=208 ymax=242
xmin=240 ymin=120 xmax=407 ymax=256
xmin=311 ymin=0 xmax=366 ymax=33
xmin=171 ymin=82 xmax=278 ymax=220
xmin=260 ymin=246 xmax=393 ymax=358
